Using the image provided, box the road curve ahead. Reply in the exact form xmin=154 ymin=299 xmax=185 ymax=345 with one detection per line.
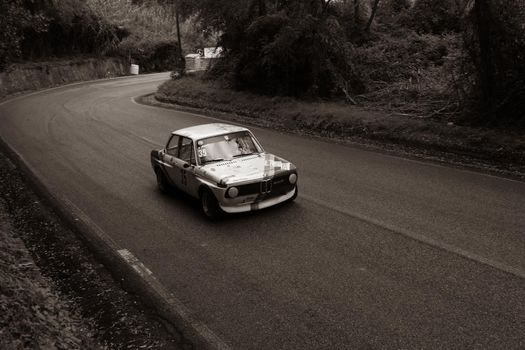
xmin=1 ymin=73 xmax=524 ymax=349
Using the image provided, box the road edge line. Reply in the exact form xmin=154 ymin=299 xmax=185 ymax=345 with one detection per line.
xmin=0 ymin=136 xmax=232 ymax=350
xmin=303 ymin=194 xmax=525 ymax=280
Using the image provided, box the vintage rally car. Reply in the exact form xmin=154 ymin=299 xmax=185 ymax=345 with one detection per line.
xmin=150 ymin=123 xmax=298 ymax=219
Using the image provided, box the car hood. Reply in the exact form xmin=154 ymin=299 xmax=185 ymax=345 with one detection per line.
xmin=198 ymin=153 xmax=295 ymax=186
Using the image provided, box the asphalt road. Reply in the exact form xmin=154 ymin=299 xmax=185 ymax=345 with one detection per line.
xmin=1 ymin=73 xmax=524 ymax=349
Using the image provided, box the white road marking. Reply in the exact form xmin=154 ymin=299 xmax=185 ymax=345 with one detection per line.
xmin=118 ymin=249 xmax=153 ymax=276
xmin=301 ymin=193 xmax=525 ymax=280
xmin=139 ymin=136 xmax=162 ymax=146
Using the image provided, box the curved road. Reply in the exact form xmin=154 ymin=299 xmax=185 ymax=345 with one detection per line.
xmin=1 ymin=73 xmax=524 ymax=349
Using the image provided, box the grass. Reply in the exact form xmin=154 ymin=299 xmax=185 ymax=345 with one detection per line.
xmin=155 ymin=74 xmax=525 ymax=175
xmin=353 ymin=31 xmax=462 ymax=119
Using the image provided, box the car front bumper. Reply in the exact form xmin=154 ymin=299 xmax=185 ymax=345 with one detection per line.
xmin=218 ymin=187 xmax=296 ymax=213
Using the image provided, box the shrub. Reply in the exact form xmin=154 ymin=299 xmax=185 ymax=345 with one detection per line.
xmin=404 ymin=0 xmax=465 ymax=34
xmin=0 ymin=0 xmax=48 ymax=69
xmin=118 ymin=39 xmax=182 ymax=73
xmin=354 ymin=30 xmax=452 ymax=85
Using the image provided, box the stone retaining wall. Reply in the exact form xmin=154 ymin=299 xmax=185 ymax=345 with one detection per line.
xmin=0 ymin=58 xmax=128 ymax=98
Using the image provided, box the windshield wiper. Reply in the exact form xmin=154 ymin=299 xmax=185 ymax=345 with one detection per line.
xmin=233 ymin=152 xmax=257 ymax=158
xmin=204 ymin=158 xmax=225 ymax=164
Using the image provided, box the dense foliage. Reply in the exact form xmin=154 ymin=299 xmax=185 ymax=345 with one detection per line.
xmin=0 ymin=0 xmax=203 ymax=72
xmin=179 ymin=0 xmax=364 ymax=98
xmin=178 ymin=0 xmax=525 ymax=127
xmin=0 ymin=0 xmax=210 ymax=73
xmin=2 ymin=0 xmax=524 ymax=126
xmin=232 ymin=10 xmax=363 ymax=97
xmin=404 ymin=0 xmax=465 ymax=34
xmin=0 ymin=0 xmax=122 ymax=69
xmin=464 ymin=0 xmax=525 ymax=126
xmin=0 ymin=0 xmax=48 ymax=69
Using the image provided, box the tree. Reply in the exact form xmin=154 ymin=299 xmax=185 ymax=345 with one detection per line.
xmin=178 ymin=0 xmax=364 ymax=98
xmin=472 ymin=0 xmax=494 ymax=116
xmin=0 ymin=0 xmax=48 ymax=69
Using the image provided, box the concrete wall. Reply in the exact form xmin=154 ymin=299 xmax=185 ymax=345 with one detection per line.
xmin=184 ymin=56 xmax=219 ymax=73
xmin=0 ymin=58 xmax=128 ymax=98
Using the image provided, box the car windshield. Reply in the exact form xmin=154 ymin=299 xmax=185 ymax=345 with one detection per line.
xmin=197 ymin=131 xmax=261 ymax=165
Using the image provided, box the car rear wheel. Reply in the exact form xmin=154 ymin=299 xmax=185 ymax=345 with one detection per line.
xmin=155 ymin=168 xmax=170 ymax=193
xmin=201 ymin=189 xmax=224 ymax=220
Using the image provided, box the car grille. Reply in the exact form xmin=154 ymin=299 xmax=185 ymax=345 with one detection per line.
xmin=236 ymin=174 xmax=294 ymax=197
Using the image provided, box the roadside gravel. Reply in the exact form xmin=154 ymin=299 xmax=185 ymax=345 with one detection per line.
xmin=0 ymin=152 xmax=186 ymax=349
xmin=0 ymin=212 xmax=100 ymax=349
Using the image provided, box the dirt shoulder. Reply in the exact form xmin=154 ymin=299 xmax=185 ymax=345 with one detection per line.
xmin=0 ymin=152 xmax=186 ymax=349
xmin=150 ymin=76 xmax=525 ymax=179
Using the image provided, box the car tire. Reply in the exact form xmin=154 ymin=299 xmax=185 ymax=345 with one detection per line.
xmin=155 ymin=168 xmax=170 ymax=193
xmin=201 ymin=189 xmax=224 ymax=220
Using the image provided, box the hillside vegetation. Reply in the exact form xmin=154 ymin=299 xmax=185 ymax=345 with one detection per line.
xmin=87 ymin=0 xmax=215 ymax=72
xmin=0 ymin=0 xmax=212 ymax=73
xmin=0 ymin=0 xmax=121 ymax=68
xmin=175 ymin=0 xmax=525 ymax=127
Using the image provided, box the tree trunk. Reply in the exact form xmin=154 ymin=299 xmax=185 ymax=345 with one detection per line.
xmin=258 ymin=0 xmax=266 ymax=16
xmin=365 ymin=0 xmax=381 ymax=32
xmin=174 ymin=0 xmax=184 ymax=73
xmin=474 ymin=0 xmax=495 ymax=116
xmin=354 ymin=0 xmax=360 ymax=28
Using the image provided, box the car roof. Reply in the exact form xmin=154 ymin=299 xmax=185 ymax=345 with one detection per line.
xmin=173 ymin=123 xmax=250 ymax=140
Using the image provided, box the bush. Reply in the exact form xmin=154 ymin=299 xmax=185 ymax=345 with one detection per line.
xmin=118 ymin=39 xmax=182 ymax=73
xmin=354 ymin=30 xmax=452 ymax=85
xmin=404 ymin=0 xmax=464 ymax=34
xmin=0 ymin=0 xmax=48 ymax=69
xmin=221 ymin=12 xmax=364 ymax=98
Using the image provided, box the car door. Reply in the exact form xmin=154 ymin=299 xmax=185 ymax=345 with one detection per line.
xmin=174 ymin=137 xmax=199 ymax=196
xmin=162 ymin=134 xmax=181 ymax=187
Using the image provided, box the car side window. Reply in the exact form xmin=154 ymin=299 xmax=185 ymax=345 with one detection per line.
xmin=166 ymin=135 xmax=180 ymax=156
xmin=179 ymin=137 xmax=194 ymax=164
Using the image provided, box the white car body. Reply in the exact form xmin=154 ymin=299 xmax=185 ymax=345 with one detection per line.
xmin=151 ymin=123 xmax=298 ymax=217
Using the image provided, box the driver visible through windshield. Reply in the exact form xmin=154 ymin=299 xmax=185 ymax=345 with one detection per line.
xmin=197 ymin=131 xmax=262 ymax=165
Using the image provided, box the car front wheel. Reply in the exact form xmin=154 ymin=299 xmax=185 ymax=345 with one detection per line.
xmin=201 ymin=189 xmax=224 ymax=220
xmin=155 ymin=168 xmax=170 ymax=193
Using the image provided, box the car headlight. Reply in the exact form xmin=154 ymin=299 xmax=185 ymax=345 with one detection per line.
xmin=227 ymin=186 xmax=239 ymax=198
xmin=289 ymin=173 xmax=297 ymax=184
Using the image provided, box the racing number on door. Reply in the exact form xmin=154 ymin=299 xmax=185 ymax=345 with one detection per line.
xmin=180 ymin=169 xmax=187 ymax=186
xmin=179 ymin=137 xmax=192 ymax=187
